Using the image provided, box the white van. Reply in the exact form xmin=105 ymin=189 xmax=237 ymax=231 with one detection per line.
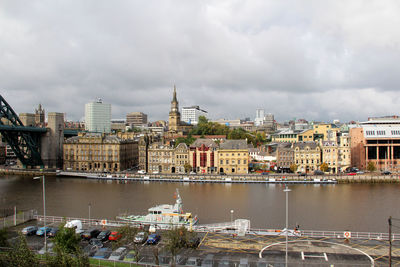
xmin=65 ymin=220 xmax=84 ymax=234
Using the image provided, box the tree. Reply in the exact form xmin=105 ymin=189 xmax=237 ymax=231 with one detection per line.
xmin=112 ymin=224 xmax=138 ymax=250
xmin=1 ymin=233 xmax=39 ymax=267
xmin=165 ymin=226 xmax=194 ymax=266
xmin=367 ymin=161 xmax=376 ymax=172
xmin=319 ymin=162 xmax=329 ymax=172
xmin=0 ymin=227 xmax=9 ymax=248
xmin=184 ymin=163 xmax=192 ymax=173
xmin=290 ymin=164 xmax=298 ymax=173
xmin=48 ymin=223 xmax=89 ymax=267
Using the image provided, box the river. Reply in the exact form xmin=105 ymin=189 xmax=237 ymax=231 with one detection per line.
xmin=0 ymin=175 xmax=399 ymax=233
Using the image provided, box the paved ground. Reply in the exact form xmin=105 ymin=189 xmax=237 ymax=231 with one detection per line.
xmin=7 ymin=220 xmax=400 ymax=266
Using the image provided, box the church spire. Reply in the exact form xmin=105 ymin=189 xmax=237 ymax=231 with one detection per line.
xmin=173 ymin=84 xmax=177 ymax=102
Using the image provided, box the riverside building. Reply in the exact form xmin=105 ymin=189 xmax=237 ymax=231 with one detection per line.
xmin=63 ymin=133 xmax=138 ymax=172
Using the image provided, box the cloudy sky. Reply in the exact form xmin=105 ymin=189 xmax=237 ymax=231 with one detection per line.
xmin=1 ymin=0 xmax=400 ymax=123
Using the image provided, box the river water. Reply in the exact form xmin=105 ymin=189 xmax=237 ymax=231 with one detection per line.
xmin=0 ymin=175 xmax=399 ymax=233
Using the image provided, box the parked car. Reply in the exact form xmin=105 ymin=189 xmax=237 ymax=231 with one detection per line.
xmin=81 ymin=229 xmax=101 ymax=240
xmin=47 ymin=227 xmax=59 ymax=237
xmin=36 ymin=226 xmax=51 ymax=236
xmin=92 ymin=247 xmax=112 ymax=259
xmin=189 ymin=171 xmax=196 ymax=175
xmin=89 ymin=238 xmax=103 ymax=248
xmin=138 ymin=170 xmax=146 ymax=174
xmin=261 ymin=172 xmax=269 ymax=175
xmin=201 ymin=254 xmax=214 ymax=267
xmin=314 ymin=170 xmax=324 ymax=175
xmin=186 ymin=257 xmax=201 ymax=267
xmin=382 ymin=170 xmax=392 ymax=175
xmin=347 ymin=172 xmax=356 ymax=176
xmin=109 ymin=247 xmax=128 ymax=261
xmin=146 ymin=234 xmax=161 ymax=245
xmin=83 ymin=244 xmax=98 ymax=257
xmin=22 ymin=226 xmax=37 ymax=236
xmin=134 ymin=231 xmax=148 ymax=244
xmin=298 ymin=172 xmax=307 ymax=176
xmin=109 ymin=231 xmax=122 ymax=241
xmin=97 ymin=230 xmax=111 ymax=241
xmin=38 ymin=242 xmax=54 ymax=255
xmin=123 ymin=250 xmax=139 ymax=262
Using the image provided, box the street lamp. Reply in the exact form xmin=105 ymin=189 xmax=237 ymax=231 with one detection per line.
xmin=230 ymin=210 xmax=234 ymax=224
xmin=34 ymin=175 xmax=46 ymax=253
xmin=283 ymin=186 xmax=291 ymax=267
xmin=88 ymin=203 xmax=91 ymax=226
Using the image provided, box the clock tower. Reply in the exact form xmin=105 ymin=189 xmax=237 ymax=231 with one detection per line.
xmin=169 ymin=85 xmax=181 ymax=132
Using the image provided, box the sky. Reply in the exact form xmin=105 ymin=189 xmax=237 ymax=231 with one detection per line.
xmin=1 ymin=0 xmax=400 ymax=124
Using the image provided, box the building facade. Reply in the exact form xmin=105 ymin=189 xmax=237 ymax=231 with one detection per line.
xmin=276 ymin=143 xmax=294 ymax=172
xmin=181 ymin=106 xmax=207 ymax=125
xmin=85 ymin=99 xmax=111 ymax=133
xmin=189 ymin=139 xmax=218 ymax=174
xmin=126 ymin=112 xmax=148 ymax=127
xmin=293 ymin=142 xmax=321 ymax=173
xmin=168 ymin=86 xmax=192 ymax=135
xmin=217 ymin=140 xmax=249 ymax=174
xmin=148 ymin=143 xmax=175 ymax=173
xmin=63 ymin=133 xmax=138 ymax=172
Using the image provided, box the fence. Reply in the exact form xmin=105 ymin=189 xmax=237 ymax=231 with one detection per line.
xmin=0 ymin=209 xmax=36 ymax=229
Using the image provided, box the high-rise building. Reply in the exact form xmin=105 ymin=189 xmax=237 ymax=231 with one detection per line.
xmin=85 ymin=99 xmax=111 ymax=133
xmin=255 ymin=108 xmax=265 ymax=126
xmin=126 ymin=112 xmax=148 ymax=127
xmin=181 ymin=106 xmax=207 ymax=125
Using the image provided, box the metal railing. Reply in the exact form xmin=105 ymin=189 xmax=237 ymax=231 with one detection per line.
xmin=0 ymin=209 xmax=36 ymax=229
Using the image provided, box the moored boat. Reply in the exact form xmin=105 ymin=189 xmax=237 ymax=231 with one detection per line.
xmin=117 ymin=189 xmax=198 ymax=227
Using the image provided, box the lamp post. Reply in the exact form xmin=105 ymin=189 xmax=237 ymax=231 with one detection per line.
xmin=88 ymin=203 xmax=91 ymax=226
xmin=230 ymin=210 xmax=234 ymax=224
xmin=283 ymin=186 xmax=291 ymax=267
xmin=34 ymin=175 xmax=46 ymax=253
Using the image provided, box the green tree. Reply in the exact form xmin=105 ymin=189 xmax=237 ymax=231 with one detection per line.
xmin=1 ymin=233 xmax=39 ymax=267
xmin=165 ymin=226 xmax=194 ymax=266
xmin=48 ymin=223 xmax=89 ymax=267
xmin=112 ymin=225 xmax=138 ymax=249
xmin=367 ymin=161 xmax=376 ymax=172
xmin=184 ymin=163 xmax=192 ymax=173
xmin=319 ymin=162 xmax=329 ymax=172
xmin=0 ymin=227 xmax=9 ymax=248
xmin=290 ymin=164 xmax=298 ymax=173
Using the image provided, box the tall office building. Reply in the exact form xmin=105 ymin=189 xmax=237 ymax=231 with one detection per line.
xmin=255 ymin=108 xmax=265 ymax=126
xmin=181 ymin=106 xmax=207 ymax=125
xmin=85 ymin=99 xmax=111 ymax=133
xmin=126 ymin=112 xmax=148 ymax=127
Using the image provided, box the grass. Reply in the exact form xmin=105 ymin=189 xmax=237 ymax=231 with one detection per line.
xmin=89 ymin=258 xmax=140 ymax=267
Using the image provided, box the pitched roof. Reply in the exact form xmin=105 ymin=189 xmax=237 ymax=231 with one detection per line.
xmin=190 ymin=138 xmax=218 ymax=148
xmin=219 ymin=139 xmax=248 ymax=150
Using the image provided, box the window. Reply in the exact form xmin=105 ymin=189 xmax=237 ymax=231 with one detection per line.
xmin=226 ymin=160 xmax=229 ymax=164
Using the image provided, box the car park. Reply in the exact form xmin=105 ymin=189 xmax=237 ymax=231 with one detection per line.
xmin=109 ymin=247 xmax=128 ymax=261
xmin=186 ymin=257 xmax=201 ymax=267
xmin=36 ymin=226 xmax=51 ymax=236
xmin=97 ymin=230 xmax=111 ymax=241
xmin=123 ymin=250 xmax=139 ymax=262
xmin=22 ymin=226 xmax=37 ymax=236
xmin=81 ymin=228 xmax=101 ymax=240
xmin=201 ymin=254 xmax=214 ymax=267
xmin=83 ymin=244 xmax=98 ymax=257
xmin=109 ymin=231 xmax=122 ymax=241
xmin=38 ymin=242 xmax=54 ymax=255
xmin=47 ymin=227 xmax=59 ymax=237
xmin=146 ymin=234 xmax=161 ymax=245
xmin=89 ymin=238 xmax=103 ymax=248
xmin=134 ymin=231 xmax=148 ymax=244
xmin=93 ymin=247 xmax=112 ymax=259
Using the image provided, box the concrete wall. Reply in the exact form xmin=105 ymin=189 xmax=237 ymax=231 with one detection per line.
xmin=41 ymin=112 xmax=64 ymax=168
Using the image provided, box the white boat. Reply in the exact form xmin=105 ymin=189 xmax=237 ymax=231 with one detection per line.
xmin=117 ymin=189 xmax=198 ymax=227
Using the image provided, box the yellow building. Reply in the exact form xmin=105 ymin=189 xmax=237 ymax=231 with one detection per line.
xmin=293 ymin=141 xmax=321 ymax=173
xmin=313 ymin=123 xmax=340 ymax=141
xmin=63 ymin=133 xmax=138 ymax=172
xmin=174 ymin=143 xmax=189 ymax=174
xmin=297 ymin=129 xmax=314 ymax=142
xmin=271 ymin=129 xmax=299 ymax=143
xmin=217 ymin=140 xmax=249 ymax=174
xmin=147 ymin=142 xmax=189 ymax=174
xmin=322 ymin=141 xmax=338 ymax=173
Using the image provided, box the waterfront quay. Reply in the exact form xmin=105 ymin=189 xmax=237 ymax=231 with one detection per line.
xmin=57 ymin=170 xmax=400 ymax=184
xmin=8 ymin=214 xmax=400 ymax=266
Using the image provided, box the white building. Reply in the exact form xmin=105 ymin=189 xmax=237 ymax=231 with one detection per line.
xmin=85 ymin=99 xmax=111 ymax=133
xmin=181 ymin=106 xmax=207 ymax=125
xmin=255 ymin=108 xmax=265 ymax=126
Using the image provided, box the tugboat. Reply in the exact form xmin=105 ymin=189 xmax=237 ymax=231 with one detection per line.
xmin=117 ymin=189 xmax=198 ymax=227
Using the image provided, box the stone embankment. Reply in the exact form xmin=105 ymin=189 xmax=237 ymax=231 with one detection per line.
xmin=0 ymin=168 xmax=55 ymax=177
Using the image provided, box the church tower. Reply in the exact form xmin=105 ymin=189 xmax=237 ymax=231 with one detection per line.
xmin=169 ymin=85 xmax=181 ymax=132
